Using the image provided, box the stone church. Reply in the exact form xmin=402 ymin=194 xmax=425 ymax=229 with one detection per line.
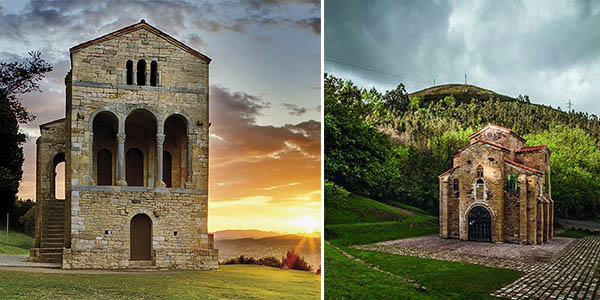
xmin=438 ymin=124 xmax=554 ymax=244
xmin=30 ymin=20 xmax=218 ymax=269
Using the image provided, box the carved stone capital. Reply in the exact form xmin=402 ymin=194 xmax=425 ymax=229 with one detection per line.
xmin=117 ymin=133 xmax=126 ymax=144
xmin=156 ymin=133 xmax=166 ymax=145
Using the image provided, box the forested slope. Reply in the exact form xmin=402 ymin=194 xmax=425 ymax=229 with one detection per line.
xmin=325 ymin=74 xmax=600 ymax=219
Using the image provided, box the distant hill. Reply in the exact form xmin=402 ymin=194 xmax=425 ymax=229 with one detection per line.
xmin=409 ymin=84 xmax=517 ymax=105
xmin=215 ymin=234 xmax=321 ymax=269
xmin=211 ymin=229 xmax=284 ymax=241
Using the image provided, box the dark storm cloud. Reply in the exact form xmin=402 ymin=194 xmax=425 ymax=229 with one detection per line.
xmin=293 ymin=17 xmax=320 ymax=35
xmin=325 ymin=0 xmax=600 ymax=115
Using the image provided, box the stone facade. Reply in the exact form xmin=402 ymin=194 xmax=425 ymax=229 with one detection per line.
xmin=439 ymin=124 xmax=554 ymax=245
xmin=31 ymin=20 xmax=218 ymax=269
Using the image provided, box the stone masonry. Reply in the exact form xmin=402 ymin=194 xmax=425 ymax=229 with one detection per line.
xmin=439 ymin=124 xmax=554 ymax=245
xmin=31 ymin=20 xmax=218 ymax=269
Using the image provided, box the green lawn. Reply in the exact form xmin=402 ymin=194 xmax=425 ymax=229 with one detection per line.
xmin=0 ymin=265 xmax=320 ymax=300
xmin=0 ymin=230 xmax=34 ymax=254
xmin=324 ymin=193 xmax=522 ymax=299
xmin=325 ymin=216 xmax=439 ymax=246
xmin=556 ymin=229 xmax=600 ymax=239
xmin=325 ymin=194 xmax=412 ymax=225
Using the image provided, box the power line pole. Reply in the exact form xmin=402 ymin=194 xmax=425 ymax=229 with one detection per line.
xmin=464 ymin=74 xmax=467 ymax=85
xmin=6 ymin=213 xmax=8 ymax=244
xmin=433 ymin=79 xmax=436 ymax=86
xmin=567 ymin=99 xmax=573 ymax=111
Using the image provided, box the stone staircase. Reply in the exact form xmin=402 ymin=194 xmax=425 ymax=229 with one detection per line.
xmin=39 ymin=199 xmax=65 ymax=263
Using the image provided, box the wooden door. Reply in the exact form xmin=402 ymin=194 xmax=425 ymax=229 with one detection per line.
xmin=130 ymin=214 xmax=152 ymax=260
xmin=126 ymin=148 xmax=144 ymax=186
xmin=468 ymin=206 xmax=492 ymax=242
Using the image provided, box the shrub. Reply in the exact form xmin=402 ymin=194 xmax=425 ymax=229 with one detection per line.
xmin=281 ymin=249 xmax=313 ymax=272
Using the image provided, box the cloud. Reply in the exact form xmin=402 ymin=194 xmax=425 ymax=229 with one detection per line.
xmin=281 ymin=103 xmax=307 ymax=115
xmin=324 ymin=0 xmax=600 ymax=115
xmin=293 ymin=17 xmax=320 ymax=35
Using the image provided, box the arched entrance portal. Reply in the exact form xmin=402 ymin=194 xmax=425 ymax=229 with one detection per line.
xmin=130 ymin=214 xmax=152 ymax=260
xmin=468 ymin=206 xmax=492 ymax=242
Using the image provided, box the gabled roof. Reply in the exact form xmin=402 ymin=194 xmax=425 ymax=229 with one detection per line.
xmin=39 ymin=118 xmax=66 ymax=129
xmin=453 ymin=152 xmax=461 ymax=158
xmin=470 ymin=123 xmax=526 ymax=142
xmin=504 ymin=158 xmax=543 ymax=175
xmin=70 ymin=19 xmax=211 ymax=63
xmin=517 ymin=145 xmax=549 ymax=153
xmin=439 ymin=166 xmax=460 ymax=178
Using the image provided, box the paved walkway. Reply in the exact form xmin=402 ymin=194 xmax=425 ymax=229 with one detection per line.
xmin=492 ymin=236 xmax=600 ymax=300
xmin=356 ymin=236 xmax=574 ymax=273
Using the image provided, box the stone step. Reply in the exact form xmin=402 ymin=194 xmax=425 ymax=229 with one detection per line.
xmin=40 ymin=248 xmax=63 ymax=254
xmin=39 ymin=254 xmax=62 ymax=264
xmin=129 ymin=260 xmax=157 ymax=269
xmin=42 ymin=233 xmax=64 ymax=238
xmin=40 ymin=242 xmax=64 ymax=248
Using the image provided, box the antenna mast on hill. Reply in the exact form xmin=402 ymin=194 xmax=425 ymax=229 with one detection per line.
xmin=464 ymin=74 xmax=467 ymax=85
xmin=567 ymin=99 xmax=573 ymax=111
xmin=433 ymin=79 xmax=436 ymax=86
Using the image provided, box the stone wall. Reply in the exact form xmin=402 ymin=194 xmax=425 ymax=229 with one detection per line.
xmin=63 ymin=186 xmax=217 ymax=269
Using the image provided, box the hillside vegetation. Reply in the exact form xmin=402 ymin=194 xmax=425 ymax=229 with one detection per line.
xmin=325 ymin=74 xmax=600 ymax=219
xmin=0 ymin=229 xmax=34 ymax=254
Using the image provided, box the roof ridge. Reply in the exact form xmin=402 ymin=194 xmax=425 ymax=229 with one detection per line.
xmin=439 ymin=166 xmax=460 ymax=177
xmin=69 ymin=20 xmax=211 ymax=63
xmin=469 ymin=123 xmax=526 ymax=142
xmin=503 ymin=158 xmax=543 ymax=174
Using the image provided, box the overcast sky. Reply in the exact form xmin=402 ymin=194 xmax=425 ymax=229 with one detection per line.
xmin=325 ymin=0 xmax=600 ymax=115
xmin=0 ymin=0 xmax=320 ymax=233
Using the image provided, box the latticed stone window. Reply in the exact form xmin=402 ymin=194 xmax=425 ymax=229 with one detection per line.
xmin=453 ymin=178 xmax=459 ymax=197
xmin=477 ymin=165 xmax=483 ymax=178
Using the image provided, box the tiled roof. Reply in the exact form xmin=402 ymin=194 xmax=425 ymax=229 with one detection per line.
xmin=453 ymin=152 xmax=461 ymax=158
xmin=70 ymin=19 xmax=211 ymax=63
xmin=517 ymin=145 xmax=548 ymax=153
xmin=439 ymin=166 xmax=459 ymax=177
xmin=504 ymin=158 xmax=543 ymax=174
xmin=470 ymin=123 xmax=526 ymax=142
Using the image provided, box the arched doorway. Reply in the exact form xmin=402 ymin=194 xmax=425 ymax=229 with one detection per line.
xmin=468 ymin=206 xmax=492 ymax=242
xmin=130 ymin=214 xmax=152 ymax=260
xmin=163 ymin=151 xmax=172 ymax=188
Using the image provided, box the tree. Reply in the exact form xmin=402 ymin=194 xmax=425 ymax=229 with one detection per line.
xmin=0 ymin=52 xmax=52 ymax=216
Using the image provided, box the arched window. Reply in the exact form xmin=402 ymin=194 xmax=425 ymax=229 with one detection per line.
xmin=137 ymin=60 xmax=146 ymax=86
xmin=476 ymin=178 xmax=485 ymax=201
xmin=150 ymin=61 xmax=158 ymax=86
xmin=163 ymin=151 xmax=172 ymax=188
xmin=452 ymin=178 xmax=459 ymax=197
xmin=126 ymin=60 xmax=133 ymax=85
xmin=97 ymin=149 xmax=112 ymax=186
xmin=126 ymin=148 xmax=144 ymax=186
xmin=477 ymin=165 xmax=483 ymax=178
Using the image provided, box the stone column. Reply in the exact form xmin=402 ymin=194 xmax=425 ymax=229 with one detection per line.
xmin=117 ymin=133 xmax=127 ymax=186
xmin=186 ymin=134 xmax=194 ymax=184
xmin=156 ymin=133 xmax=166 ymax=187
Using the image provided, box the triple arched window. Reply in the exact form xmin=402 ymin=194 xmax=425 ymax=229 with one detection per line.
xmin=125 ymin=60 xmax=158 ymax=86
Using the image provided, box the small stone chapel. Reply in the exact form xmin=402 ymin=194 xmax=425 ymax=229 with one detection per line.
xmin=30 ymin=20 xmax=218 ymax=269
xmin=438 ymin=124 xmax=554 ymax=244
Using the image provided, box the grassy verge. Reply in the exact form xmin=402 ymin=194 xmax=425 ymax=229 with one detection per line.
xmin=0 ymin=230 xmax=34 ymax=255
xmin=342 ymin=247 xmax=522 ymax=300
xmin=325 ymin=193 xmax=412 ymax=225
xmin=0 ymin=265 xmax=320 ymax=300
xmin=326 ymin=215 xmax=438 ymax=246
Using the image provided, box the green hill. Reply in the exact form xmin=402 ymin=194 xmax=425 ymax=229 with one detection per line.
xmin=409 ymin=84 xmax=516 ymax=105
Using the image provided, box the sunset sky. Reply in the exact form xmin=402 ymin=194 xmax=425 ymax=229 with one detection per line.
xmin=0 ymin=0 xmax=321 ymax=234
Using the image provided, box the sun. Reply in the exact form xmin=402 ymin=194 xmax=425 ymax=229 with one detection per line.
xmin=290 ymin=216 xmax=320 ymax=234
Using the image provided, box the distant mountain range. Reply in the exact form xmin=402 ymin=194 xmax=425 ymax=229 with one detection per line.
xmin=211 ymin=229 xmax=321 ymax=269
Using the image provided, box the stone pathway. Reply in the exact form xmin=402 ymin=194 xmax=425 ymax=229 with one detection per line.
xmin=0 ymin=254 xmax=60 ymax=268
xmin=492 ymin=236 xmax=600 ymax=300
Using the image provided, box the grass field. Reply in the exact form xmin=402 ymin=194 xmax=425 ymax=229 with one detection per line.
xmin=556 ymin=228 xmax=600 ymax=239
xmin=324 ymin=193 xmax=522 ymax=299
xmin=0 ymin=230 xmax=34 ymax=254
xmin=0 ymin=265 xmax=320 ymax=299
xmin=325 ymin=243 xmax=521 ymax=300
